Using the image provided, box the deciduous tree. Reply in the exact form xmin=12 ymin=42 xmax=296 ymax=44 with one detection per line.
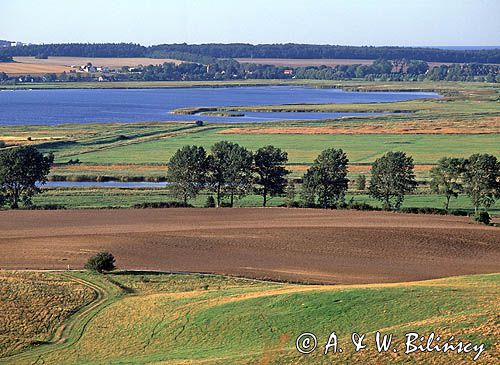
xmin=302 ymin=148 xmax=349 ymax=208
xmin=208 ymin=141 xmax=253 ymax=207
xmin=430 ymin=157 xmax=465 ymax=211
xmin=462 ymin=154 xmax=500 ymax=213
xmin=167 ymin=145 xmax=209 ymax=205
xmin=369 ymin=151 xmax=417 ymax=210
xmin=0 ymin=146 xmax=53 ymax=209
xmin=254 ymin=146 xmax=289 ymax=207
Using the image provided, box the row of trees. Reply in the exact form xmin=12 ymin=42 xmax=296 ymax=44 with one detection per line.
xmin=294 ymin=62 xmax=500 ymax=82
xmin=167 ymin=142 xmax=288 ymax=207
xmin=2 ymin=43 xmax=498 ymax=63
xmin=167 ymin=143 xmax=500 ymax=212
xmin=1 ymin=145 xmax=498 ymax=214
xmin=4 ymin=59 xmax=498 ymax=85
xmin=430 ymin=155 xmax=500 ymax=213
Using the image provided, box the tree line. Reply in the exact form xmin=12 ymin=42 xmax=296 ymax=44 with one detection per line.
xmin=167 ymin=142 xmax=288 ymax=207
xmin=3 ymin=58 xmax=498 ymax=85
xmin=1 ymin=145 xmax=498 ymax=217
xmin=149 ymin=44 xmax=500 ymax=64
xmin=1 ymin=43 xmax=499 ymax=64
xmin=0 ymin=43 xmax=145 ymax=58
xmin=165 ymin=143 xmax=499 ymax=214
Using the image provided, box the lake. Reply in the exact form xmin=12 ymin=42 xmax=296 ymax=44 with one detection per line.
xmin=0 ymin=86 xmax=439 ymax=125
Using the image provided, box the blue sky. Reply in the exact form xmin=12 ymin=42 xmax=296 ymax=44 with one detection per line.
xmin=1 ymin=0 xmax=499 ymax=46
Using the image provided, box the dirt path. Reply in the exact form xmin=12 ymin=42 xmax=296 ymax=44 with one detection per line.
xmin=1 ymin=208 xmax=498 ymax=284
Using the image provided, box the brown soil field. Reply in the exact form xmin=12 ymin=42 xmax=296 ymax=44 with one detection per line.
xmin=0 ymin=57 xmax=183 ymax=75
xmin=1 ymin=208 xmax=498 ymax=284
xmin=0 ymin=62 xmax=71 ymax=75
xmin=236 ymin=58 xmax=451 ymax=68
xmin=217 ymin=118 xmax=500 ymax=135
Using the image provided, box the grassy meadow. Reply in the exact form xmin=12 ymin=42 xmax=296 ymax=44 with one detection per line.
xmin=1 ymin=271 xmax=498 ymax=364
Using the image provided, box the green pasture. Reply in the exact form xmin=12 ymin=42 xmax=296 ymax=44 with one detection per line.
xmin=56 ymin=130 xmax=499 ymax=165
xmin=3 ymin=272 xmax=498 ymax=364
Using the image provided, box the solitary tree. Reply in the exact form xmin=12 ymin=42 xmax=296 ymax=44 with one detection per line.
xmin=167 ymin=145 xmax=209 ymax=205
xmin=430 ymin=157 xmax=465 ymax=211
xmin=84 ymin=252 xmax=116 ymax=273
xmin=462 ymin=154 xmax=500 ymax=213
xmin=369 ymin=151 xmax=417 ymax=210
xmin=302 ymin=148 xmax=349 ymax=208
xmin=208 ymin=141 xmax=253 ymax=207
xmin=254 ymin=146 xmax=289 ymax=207
xmin=0 ymin=146 xmax=53 ymax=209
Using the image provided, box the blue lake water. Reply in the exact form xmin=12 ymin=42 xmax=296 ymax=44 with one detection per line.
xmin=0 ymin=86 xmax=439 ymax=125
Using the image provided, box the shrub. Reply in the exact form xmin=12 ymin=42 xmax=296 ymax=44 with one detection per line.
xmin=195 ymin=120 xmax=204 ymax=126
xmin=31 ymin=204 xmax=66 ymax=210
xmin=0 ymin=140 xmax=5 ymax=148
xmin=347 ymin=201 xmax=380 ymax=211
xmin=449 ymin=210 xmax=468 ymax=216
xmin=355 ymin=174 xmax=366 ymax=191
xmin=84 ymin=252 xmax=115 ymax=273
xmin=472 ymin=212 xmax=491 ymax=225
xmin=204 ymin=196 xmax=216 ymax=208
xmin=400 ymin=207 xmax=448 ymax=215
xmin=132 ymin=201 xmax=193 ymax=209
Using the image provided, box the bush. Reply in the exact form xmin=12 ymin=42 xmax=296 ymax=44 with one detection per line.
xmin=204 ymin=196 xmax=216 ymax=208
xmin=472 ymin=212 xmax=491 ymax=225
xmin=31 ymin=204 xmax=66 ymax=210
xmin=132 ymin=201 xmax=193 ymax=209
xmin=0 ymin=140 xmax=5 ymax=148
xmin=355 ymin=174 xmax=366 ymax=191
xmin=84 ymin=252 xmax=115 ymax=273
xmin=449 ymin=210 xmax=468 ymax=216
xmin=347 ymin=201 xmax=380 ymax=211
xmin=195 ymin=120 xmax=204 ymax=127
xmin=400 ymin=207 xmax=448 ymax=215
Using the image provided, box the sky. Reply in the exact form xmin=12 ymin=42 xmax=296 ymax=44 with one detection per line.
xmin=1 ymin=0 xmax=499 ymax=46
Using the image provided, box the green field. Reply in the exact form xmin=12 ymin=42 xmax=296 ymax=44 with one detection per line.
xmin=1 ymin=271 xmax=498 ymax=364
xmin=57 ymin=131 xmax=498 ymax=165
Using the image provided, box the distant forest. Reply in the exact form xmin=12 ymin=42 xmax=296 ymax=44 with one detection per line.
xmin=4 ymin=58 xmax=498 ymax=84
xmin=1 ymin=43 xmax=499 ymax=64
xmin=1 ymin=43 xmax=499 ymax=84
